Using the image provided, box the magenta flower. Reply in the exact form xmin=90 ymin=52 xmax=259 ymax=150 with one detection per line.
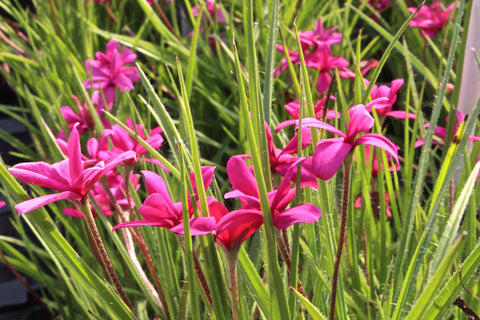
xmin=264 ymin=123 xmax=318 ymax=188
xmin=306 ymin=44 xmax=353 ymax=94
xmin=210 ymin=201 xmax=262 ymax=252
xmin=368 ymin=0 xmax=392 ymax=10
xmin=302 ymin=102 xmax=399 ymax=180
xmin=274 ymin=45 xmax=321 ymax=77
xmin=215 ymin=156 xmax=321 ymax=237
xmin=415 ymin=111 xmax=480 ymax=148
xmin=297 ymin=19 xmax=342 ymax=49
xmin=364 ymin=79 xmax=416 ymax=119
xmin=112 ymin=168 xmax=216 ymax=236
xmin=9 ymin=124 xmax=136 ymax=214
xmin=0 ymin=201 xmax=5 ymax=209
xmin=192 ymin=0 xmax=227 ymax=24
xmin=283 ymin=96 xmax=339 ymax=120
xmin=64 ymin=172 xmax=140 ymax=219
xmin=83 ymin=40 xmax=140 ymax=109
xmin=274 ymin=44 xmax=353 ymax=94
xmin=408 ymin=2 xmax=456 ymax=39
xmin=57 ymin=95 xmax=111 ymax=141
xmin=106 ymin=118 xmax=166 ymax=170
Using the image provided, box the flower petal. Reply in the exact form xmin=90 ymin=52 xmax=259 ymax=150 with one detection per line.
xmin=215 ymin=209 xmax=263 ymax=236
xmin=170 ymin=217 xmax=216 ymax=236
xmin=355 ymin=134 xmax=399 ymax=163
xmin=227 ymin=156 xmax=258 ymax=198
xmin=9 ymin=161 xmax=71 ymax=191
xmin=15 ymin=191 xmax=81 ymax=214
xmin=312 ymin=138 xmax=352 ymax=180
xmin=273 ymin=203 xmax=322 ymax=229
xmin=142 ymin=170 xmax=169 ymax=196
xmin=300 ymin=118 xmax=345 ymax=137
xmin=346 ymin=105 xmax=374 ymax=139
xmin=68 ymin=124 xmax=84 ymax=185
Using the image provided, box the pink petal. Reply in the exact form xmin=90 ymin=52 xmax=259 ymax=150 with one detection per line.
xmin=346 ymin=105 xmax=374 ymax=139
xmin=355 ymin=134 xmax=399 ymax=163
xmin=227 ymin=156 xmax=258 ymax=198
xmin=169 ymin=217 xmax=216 ymax=236
xmin=139 ymin=193 xmax=177 ymax=222
xmin=142 ymin=170 xmax=170 ymax=196
xmin=273 ymin=203 xmax=322 ymax=229
xmin=271 ymin=159 xmax=304 ymax=210
xmin=9 ymin=162 xmax=71 ymax=191
xmin=300 ymin=118 xmax=345 ymax=137
xmin=112 ymin=219 xmax=174 ymax=231
xmin=63 ymin=207 xmax=85 ymax=218
xmin=15 ymin=191 xmax=81 ymax=214
xmin=386 ymin=111 xmax=417 ymax=119
xmin=68 ymin=124 xmax=84 ymax=185
xmin=215 ymin=209 xmax=263 ymax=235
xmin=312 ymin=138 xmax=352 ymax=180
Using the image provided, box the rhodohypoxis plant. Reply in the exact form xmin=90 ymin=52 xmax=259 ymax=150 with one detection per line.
xmin=217 ymin=156 xmax=322 ymax=233
xmin=415 ymin=110 xmax=480 ymax=148
xmin=8 ymin=124 xmax=136 ymax=215
xmin=364 ymin=78 xmax=416 ymax=121
xmin=214 ymin=155 xmax=322 ymax=312
xmin=302 ymin=101 xmax=399 ymax=180
xmin=113 ymin=168 xmax=216 ymax=235
xmin=113 ymin=168 xmax=217 ymax=310
xmin=301 ymin=102 xmax=398 ymax=319
xmin=83 ymin=40 xmax=140 ymax=109
xmin=8 ymin=123 xmax=136 ymax=309
xmin=408 ymin=1 xmax=457 ymax=39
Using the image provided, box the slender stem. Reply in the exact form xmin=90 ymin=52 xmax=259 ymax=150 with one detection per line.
xmin=225 ymin=249 xmax=240 ymax=320
xmin=79 ymin=200 xmax=133 ymax=311
xmin=100 ymin=177 xmax=170 ymax=319
xmin=329 ymin=153 xmax=353 ymax=320
xmin=275 ymin=229 xmax=306 ymax=297
xmin=47 ymin=0 xmax=61 ymax=38
xmin=177 ymin=236 xmax=213 ymax=309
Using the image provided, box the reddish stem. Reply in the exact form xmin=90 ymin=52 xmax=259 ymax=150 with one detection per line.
xmin=329 ymin=153 xmax=353 ymax=320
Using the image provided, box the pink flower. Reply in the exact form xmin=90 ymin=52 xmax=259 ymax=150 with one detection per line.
xmin=303 ymin=44 xmax=353 ymax=94
xmin=274 ymin=44 xmax=353 ymax=94
xmin=57 ymin=95 xmax=111 ymax=141
xmin=215 ymin=156 xmax=322 ymax=237
xmin=112 ymin=169 xmax=216 ymax=236
xmin=369 ymin=0 xmax=392 ymax=10
xmin=364 ymin=79 xmax=416 ymax=119
xmin=211 ymin=201 xmax=262 ymax=252
xmin=408 ymin=2 xmax=456 ymax=39
xmin=0 ymin=201 xmax=5 ymax=209
xmin=415 ymin=111 xmax=480 ymax=148
xmin=283 ymin=96 xmax=339 ymax=120
xmin=302 ymin=102 xmax=399 ymax=180
xmin=83 ymin=40 xmax=140 ymax=109
xmin=192 ymin=0 xmax=227 ymax=24
xmin=297 ymin=19 xmax=342 ymax=49
xmin=64 ymin=172 xmax=140 ymax=219
xmin=106 ymin=118 xmax=166 ymax=169
xmin=265 ymin=123 xmax=317 ymax=188
xmin=9 ymin=124 xmax=136 ymax=214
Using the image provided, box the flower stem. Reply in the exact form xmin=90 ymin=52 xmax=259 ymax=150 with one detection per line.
xmin=100 ymin=177 xmax=170 ymax=319
xmin=176 ymin=236 xmax=213 ymax=309
xmin=329 ymin=153 xmax=353 ymax=320
xmin=79 ymin=200 xmax=133 ymax=311
xmin=224 ymin=249 xmax=240 ymax=320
